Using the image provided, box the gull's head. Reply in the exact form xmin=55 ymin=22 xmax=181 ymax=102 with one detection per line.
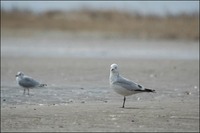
xmin=16 ymin=71 xmax=24 ymax=77
xmin=110 ymin=64 xmax=119 ymax=74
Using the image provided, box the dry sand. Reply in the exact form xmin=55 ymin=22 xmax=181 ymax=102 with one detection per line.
xmin=1 ymin=30 xmax=199 ymax=132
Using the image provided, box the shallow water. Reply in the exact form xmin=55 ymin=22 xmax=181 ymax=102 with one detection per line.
xmin=1 ymin=33 xmax=199 ymax=60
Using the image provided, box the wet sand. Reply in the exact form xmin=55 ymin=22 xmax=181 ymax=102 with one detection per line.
xmin=1 ymin=57 xmax=199 ymax=132
xmin=1 ymin=30 xmax=199 ymax=132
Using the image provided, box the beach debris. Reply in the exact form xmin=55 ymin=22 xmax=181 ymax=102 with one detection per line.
xmin=80 ymin=88 xmax=84 ymax=90
xmin=170 ymin=116 xmax=177 ymax=119
xmin=177 ymin=93 xmax=182 ymax=96
xmin=137 ymin=97 xmax=140 ymax=101
xmin=120 ymin=111 xmax=124 ymax=113
xmin=149 ymin=74 xmax=157 ymax=78
xmin=174 ymin=88 xmax=179 ymax=91
xmin=131 ymin=120 xmax=135 ymax=122
xmin=184 ymin=91 xmax=191 ymax=95
xmin=139 ymin=125 xmax=144 ymax=128
xmin=157 ymin=115 xmax=165 ymax=118
xmin=111 ymin=117 xmax=117 ymax=120
xmin=194 ymin=86 xmax=198 ymax=89
xmin=114 ymin=122 xmax=120 ymax=127
xmin=81 ymin=100 xmax=85 ymax=103
xmin=68 ymin=99 xmax=73 ymax=103
xmin=3 ymin=99 xmax=6 ymax=101
xmin=104 ymin=100 xmax=108 ymax=103
xmin=110 ymin=114 xmax=116 ymax=117
xmin=110 ymin=115 xmax=117 ymax=120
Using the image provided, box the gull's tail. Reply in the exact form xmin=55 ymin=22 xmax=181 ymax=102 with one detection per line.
xmin=39 ymin=84 xmax=47 ymax=87
xmin=144 ymin=88 xmax=156 ymax=93
xmin=135 ymin=88 xmax=156 ymax=93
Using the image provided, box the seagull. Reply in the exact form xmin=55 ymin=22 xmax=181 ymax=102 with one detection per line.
xmin=16 ymin=72 xmax=47 ymax=95
xmin=109 ymin=64 xmax=155 ymax=108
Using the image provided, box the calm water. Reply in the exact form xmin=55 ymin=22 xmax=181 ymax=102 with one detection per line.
xmin=1 ymin=33 xmax=199 ymax=60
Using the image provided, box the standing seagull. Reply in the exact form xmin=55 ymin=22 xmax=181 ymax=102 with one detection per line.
xmin=109 ymin=64 xmax=155 ymax=108
xmin=16 ymin=72 xmax=47 ymax=95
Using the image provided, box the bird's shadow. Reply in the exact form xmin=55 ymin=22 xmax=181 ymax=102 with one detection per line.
xmin=120 ymin=107 xmax=161 ymax=110
xmin=22 ymin=94 xmax=34 ymax=97
xmin=119 ymin=107 xmax=141 ymax=109
xmin=120 ymin=107 xmax=159 ymax=109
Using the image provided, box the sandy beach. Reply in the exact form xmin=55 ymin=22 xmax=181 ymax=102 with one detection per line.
xmin=1 ymin=29 xmax=199 ymax=132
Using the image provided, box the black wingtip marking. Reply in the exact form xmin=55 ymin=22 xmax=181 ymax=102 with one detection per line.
xmin=145 ymin=88 xmax=156 ymax=93
xmin=135 ymin=88 xmax=156 ymax=93
xmin=39 ymin=84 xmax=47 ymax=87
xmin=138 ymin=84 xmax=142 ymax=88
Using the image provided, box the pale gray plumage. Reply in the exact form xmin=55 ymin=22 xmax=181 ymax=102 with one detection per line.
xmin=18 ymin=76 xmax=40 ymax=88
xmin=16 ymin=72 xmax=47 ymax=95
xmin=109 ymin=64 xmax=155 ymax=108
xmin=113 ymin=76 xmax=143 ymax=92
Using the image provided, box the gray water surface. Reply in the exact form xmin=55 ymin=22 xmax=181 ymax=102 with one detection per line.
xmin=1 ymin=34 xmax=199 ymax=60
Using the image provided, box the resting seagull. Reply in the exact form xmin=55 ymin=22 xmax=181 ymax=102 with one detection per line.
xmin=109 ymin=64 xmax=155 ymax=108
xmin=16 ymin=72 xmax=47 ymax=95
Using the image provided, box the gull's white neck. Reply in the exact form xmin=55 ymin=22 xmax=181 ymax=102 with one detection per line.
xmin=109 ymin=71 xmax=119 ymax=84
xmin=16 ymin=75 xmax=23 ymax=83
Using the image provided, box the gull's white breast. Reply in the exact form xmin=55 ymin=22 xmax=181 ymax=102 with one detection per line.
xmin=16 ymin=77 xmax=21 ymax=83
xmin=110 ymin=83 xmax=137 ymax=96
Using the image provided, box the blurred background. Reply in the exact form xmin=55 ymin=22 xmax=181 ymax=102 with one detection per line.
xmin=1 ymin=1 xmax=199 ymax=40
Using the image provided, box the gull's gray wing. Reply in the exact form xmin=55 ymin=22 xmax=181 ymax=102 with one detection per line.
xmin=113 ymin=76 xmax=144 ymax=91
xmin=19 ymin=76 xmax=40 ymax=88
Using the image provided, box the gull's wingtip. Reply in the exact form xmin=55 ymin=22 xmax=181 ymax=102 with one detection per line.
xmin=145 ymin=88 xmax=156 ymax=93
xmin=39 ymin=84 xmax=47 ymax=87
xmin=135 ymin=88 xmax=156 ymax=93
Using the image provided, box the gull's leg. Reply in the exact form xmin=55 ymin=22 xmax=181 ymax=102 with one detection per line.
xmin=28 ymin=88 xmax=30 ymax=95
xmin=122 ymin=96 xmax=126 ymax=108
xmin=23 ymin=88 xmax=26 ymax=95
